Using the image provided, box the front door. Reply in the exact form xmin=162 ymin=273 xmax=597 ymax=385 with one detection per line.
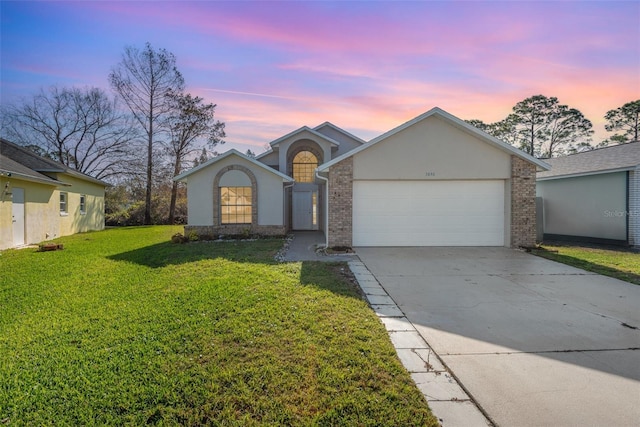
xmin=12 ymin=187 xmax=25 ymax=246
xmin=293 ymin=191 xmax=316 ymax=230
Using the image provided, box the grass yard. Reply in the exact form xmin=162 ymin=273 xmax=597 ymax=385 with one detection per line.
xmin=0 ymin=226 xmax=437 ymax=426
xmin=532 ymin=244 xmax=640 ymax=285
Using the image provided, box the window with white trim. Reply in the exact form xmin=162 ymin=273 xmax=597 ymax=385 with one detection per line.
xmin=220 ymin=187 xmax=252 ymax=224
xmin=60 ymin=192 xmax=68 ymax=214
xmin=80 ymin=194 xmax=86 ymax=214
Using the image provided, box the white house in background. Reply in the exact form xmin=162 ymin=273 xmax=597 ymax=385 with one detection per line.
xmin=0 ymin=138 xmax=108 ymax=250
xmin=175 ymin=107 xmax=549 ymax=248
xmin=537 ymin=142 xmax=639 ymax=247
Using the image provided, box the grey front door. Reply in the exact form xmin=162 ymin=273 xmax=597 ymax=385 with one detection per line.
xmin=293 ymin=191 xmax=313 ymax=230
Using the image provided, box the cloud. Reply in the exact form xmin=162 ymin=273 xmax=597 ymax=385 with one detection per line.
xmin=1 ymin=0 xmax=637 ymax=149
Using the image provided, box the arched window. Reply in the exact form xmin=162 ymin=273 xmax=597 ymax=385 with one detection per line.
xmin=292 ymin=151 xmax=318 ymax=183
xmin=220 ymin=186 xmax=252 ymax=224
xmin=218 ymin=169 xmax=253 ymax=224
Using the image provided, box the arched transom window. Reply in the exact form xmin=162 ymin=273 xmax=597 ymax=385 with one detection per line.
xmin=292 ymin=151 xmax=318 ymax=183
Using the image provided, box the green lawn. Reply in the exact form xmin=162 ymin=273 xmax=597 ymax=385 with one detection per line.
xmin=0 ymin=226 xmax=437 ymax=426
xmin=532 ymin=244 xmax=640 ymax=285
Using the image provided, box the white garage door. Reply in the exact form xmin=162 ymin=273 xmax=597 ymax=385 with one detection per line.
xmin=353 ymin=180 xmax=505 ymax=246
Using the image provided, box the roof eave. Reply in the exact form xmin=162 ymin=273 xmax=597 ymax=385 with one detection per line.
xmin=174 ymin=149 xmax=294 ymax=182
xmin=269 ymin=126 xmax=340 ymax=148
xmin=0 ymin=170 xmax=70 ymax=186
xmin=318 ymin=107 xmax=551 ymax=172
xmin=537 ymin=166 xmax=637 ymax=181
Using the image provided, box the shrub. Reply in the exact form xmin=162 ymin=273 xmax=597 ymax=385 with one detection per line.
xmin=171 ymin=233 xmax=189 ymax=244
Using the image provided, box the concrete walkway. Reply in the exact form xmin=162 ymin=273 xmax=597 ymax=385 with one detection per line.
xmin=356 ymin=247 xmax=640 ymax=427
xmin=348 ymin=259 xmax=491 ymax=426
xmin=281 ymin=231 xmax=358 ymax=262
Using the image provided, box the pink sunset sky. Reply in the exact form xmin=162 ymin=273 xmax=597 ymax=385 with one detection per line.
xmin=1 ymin=1 xmax=638 ymax=154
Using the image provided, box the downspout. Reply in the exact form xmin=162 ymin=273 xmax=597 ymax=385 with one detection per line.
xmin=315 ymin=170 xmax=329 ymax=248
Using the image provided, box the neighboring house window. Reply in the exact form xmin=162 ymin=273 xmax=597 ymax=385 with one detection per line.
xmin=292 ymin=151 xmax=318 ymax=183
xmin=80 ymin=195 xmax=86 ymax=214
xmin=60 ymin=192 xmax=68 ymax=214
xmin=220 ymin=187 xmax=252 ymax=224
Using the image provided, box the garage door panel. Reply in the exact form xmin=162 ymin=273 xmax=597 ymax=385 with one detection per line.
xmin=353 ymin=180 xmax=505 ymax=246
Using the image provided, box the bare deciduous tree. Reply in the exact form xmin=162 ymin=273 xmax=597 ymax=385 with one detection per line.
xmin=164 ymin=91 xmax=225 ymax=223
xmin=109 ymin=42 xmax=185 ymax=224
xmin=1 ymin=85 xmax=137 ymax=180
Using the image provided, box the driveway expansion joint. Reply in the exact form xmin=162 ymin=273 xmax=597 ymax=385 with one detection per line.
xmin=348 ymin=259 xmax=493 ymax=427
xmin=443 ymin=347 xmax=640 ymax=356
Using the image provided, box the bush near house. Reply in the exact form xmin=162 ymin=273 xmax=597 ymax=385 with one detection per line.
xmin=0 ymin=226 xmax=437 ymax=426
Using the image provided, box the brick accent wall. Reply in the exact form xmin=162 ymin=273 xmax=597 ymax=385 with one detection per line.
xmin=511 ymin=156 xmax=537 ymax=248
xmin=327 ymin=157 xmax=353 ymax=248
xmin=184 ymin=225 xmax=285 ymax=239
xmin=629 ymin=166 xmax=639 ymax=247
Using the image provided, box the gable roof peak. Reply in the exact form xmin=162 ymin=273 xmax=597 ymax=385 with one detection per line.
xmin=318 ymin=106 xmax=550 ymax=172
xmin=174 ymin=148 xmax=294 ymax=182
xmin=313 ymin=121 xmax=366 ymax=144
xmin=266 ymin=125 xmax=341 ymax=148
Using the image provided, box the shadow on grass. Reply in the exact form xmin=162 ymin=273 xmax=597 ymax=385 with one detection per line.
xmin=108 ymin=239 xmax=364 ymax=300
xmin=108 ymin=239 xmax=282 ymax=268
xmin=299 ymin=261 xmax=365 ymax=299
xmin=532 ymin=250 xmax=640 ymax=285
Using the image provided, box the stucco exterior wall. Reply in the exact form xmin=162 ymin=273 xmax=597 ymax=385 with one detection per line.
xmin=52 ymin=174 xmax=105 ymax=238
xmin=23 ymin=181 xmax=59 ymax=245
xmin=1 ymin=174 xmax=104 ymax=250
xmin=537 ymin=172 xmax=627 ymax=241
xmin=353 ymin=116 xmax=511 ymax=180
xmin=256 ymin=150 xmax=279 ymax=168
xmin=627 ymin=167 xmax=639 ymax=246
xmin=185 ymin=155 xmax=285 ymax=226
xmin=0 ymin=177 xmax=19 ymax=249
xmin=1 ymin=178 xmax=62 ymax=249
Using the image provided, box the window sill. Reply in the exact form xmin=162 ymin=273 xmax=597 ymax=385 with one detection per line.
xmin=60 ymin=212 xmax=69 ymax=217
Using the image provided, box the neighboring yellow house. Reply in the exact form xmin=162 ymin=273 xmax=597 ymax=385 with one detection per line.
xmin=0 ymin=138 xmax=108 ymax=250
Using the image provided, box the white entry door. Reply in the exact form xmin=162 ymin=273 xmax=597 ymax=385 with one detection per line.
xmin=12 ymin=187 xmax=25 ymax=246
xmin=293 ymin=191 xmax=314 ymax=230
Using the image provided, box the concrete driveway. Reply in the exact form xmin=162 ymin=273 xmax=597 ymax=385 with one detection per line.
xmin=357 ymin=247 xmax=640 ymax=426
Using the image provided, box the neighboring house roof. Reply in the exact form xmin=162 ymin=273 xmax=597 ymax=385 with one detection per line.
xmin=0 ymin=138 xmax=108 ymax=186
xmin=0 ymin=151 xmax=66 ymax=186
xmin=537 ymin=142 xmax=640 ymax=181
xmin=318 ymin=107 xmax=551 ymax=172
xmin=174 ymin=149 xmax=295 ymax=182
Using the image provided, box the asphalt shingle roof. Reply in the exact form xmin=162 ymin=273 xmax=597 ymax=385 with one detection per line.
xmin=0 ymin=138 xmax=107 ymax=186
xmin=537 ymin=142 xmax=640 ymax=180
xmin=0 ymin=151 xmax=62 ymax=185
